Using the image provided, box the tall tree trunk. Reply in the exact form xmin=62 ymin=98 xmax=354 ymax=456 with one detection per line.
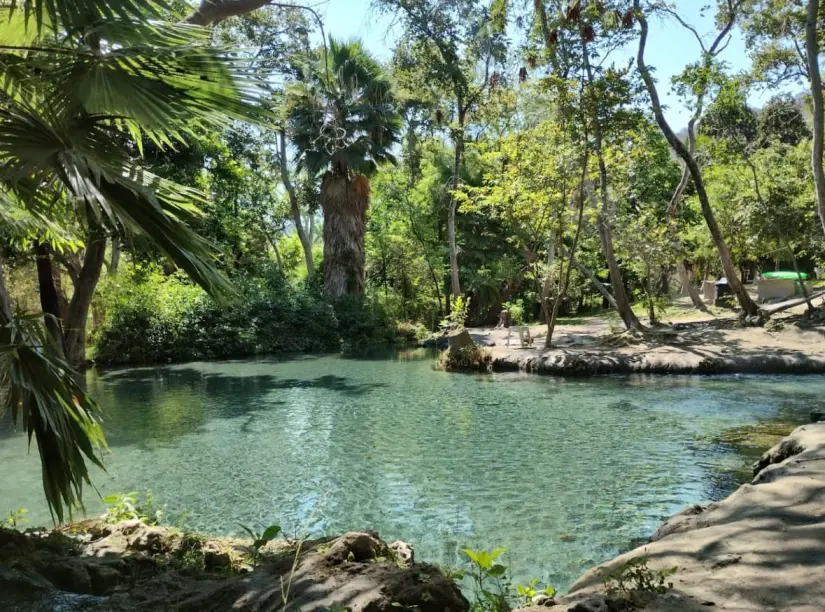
xmin=35 ymin=243 xmax=65 ymax=351
xmin=321 ymin=172 xmax=369 ymax=299
xmin=448 ymin=105 xmax=466 ymax=299
xmin=110 ymin=239 xmax=120 ymax=273
xmin=63 ymin=235 xmax=106 ymax=368
xmin=0 ymin=257 xmax=13 ymax=324
xmin=582 ymin=40 xmax=643 ymax=331
xmin=278 ymin=129 xmax=314 ymax=278
xmin=806 ymin=0 xmax=825 ymax=236
xmin=668 ymin=118 xmax=708 ymax=311
xmin=540 ymin=229 xmax=557 ymax=324
xmin=635 ymin=3 xmax=759 ymax=317
xmin=546 ymin=150 xmax=589 ymax=348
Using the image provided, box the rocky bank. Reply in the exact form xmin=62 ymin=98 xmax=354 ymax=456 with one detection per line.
xmin=0 ymin=521 xmax=466 ymax=612
xmin=523 ymin=422 xmax=825 ymax=612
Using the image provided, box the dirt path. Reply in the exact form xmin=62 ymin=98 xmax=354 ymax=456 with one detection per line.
xmin=469 ymin=297 xmax=825 ymax=375
xmin=520 ymin=423 xmax=825 ymax=612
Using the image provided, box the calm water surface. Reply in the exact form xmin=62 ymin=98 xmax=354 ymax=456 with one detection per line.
xmin=1 ymin=350 xmax=822 ymax=589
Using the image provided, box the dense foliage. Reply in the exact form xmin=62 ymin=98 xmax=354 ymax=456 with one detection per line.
xmin=3 ymin=0 xmax=825 ymax=517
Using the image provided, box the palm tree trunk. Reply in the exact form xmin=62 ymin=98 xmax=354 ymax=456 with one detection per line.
xmin=321 ymin=172 xmax=369 ymax=299
xmin=635 ymin=3 xmax=759 ymax=317
xmin=806 ymin=0 xmax=825 ymax=237
xmin=278 ymin=129 xmax=314 ymax=278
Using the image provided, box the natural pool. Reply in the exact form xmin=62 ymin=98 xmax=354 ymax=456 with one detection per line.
xmin=1 ymin=350 xmax=821 ymax=590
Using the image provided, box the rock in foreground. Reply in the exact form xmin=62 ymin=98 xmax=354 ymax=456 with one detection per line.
xmin=0 ymin=521 xmax=468 ymax=612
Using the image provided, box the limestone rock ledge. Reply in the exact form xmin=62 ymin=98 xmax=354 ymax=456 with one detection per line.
xmin=521 ymin=423 xmax=825 ymax=612
xmin=0 ymin=521 xmax=467 ymax=612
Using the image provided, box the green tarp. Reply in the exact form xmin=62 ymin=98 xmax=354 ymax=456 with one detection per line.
xmin=761 ymin=271 xmax=810 ymax=280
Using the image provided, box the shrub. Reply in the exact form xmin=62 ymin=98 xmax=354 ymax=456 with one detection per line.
xmin=501 ymin=299 xmax=525 ymax=325
xmin=332 ymin=295 xmax=398 ymax=351
xmin=94 ymin=264 xmax=341 ymax=365
xmin=602 ymin=555 xmax=677 ymax=605
xmin=395 ymin=321 xmax=430 ymax=344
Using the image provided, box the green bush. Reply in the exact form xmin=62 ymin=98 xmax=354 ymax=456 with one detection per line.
xmin=94 ymin=264 xmax=341 ymax=365
xmin=332 ymin=295 xmax=399 ymax=351
xmin=438 ymin=344 xmax=493 ymax=372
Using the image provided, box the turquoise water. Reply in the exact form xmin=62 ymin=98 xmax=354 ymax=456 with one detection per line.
xmin=1 ymin=350 xmax=822 ymax=590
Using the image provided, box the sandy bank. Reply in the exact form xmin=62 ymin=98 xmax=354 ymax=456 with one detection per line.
xmin=467 ymin=310 xmax=825 ymax=376
xmin=522 ymin=422 xmax=825 ymax=612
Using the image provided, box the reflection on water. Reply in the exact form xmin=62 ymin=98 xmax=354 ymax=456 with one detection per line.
xmin=1 ymin=350 xmax=822 ymax=589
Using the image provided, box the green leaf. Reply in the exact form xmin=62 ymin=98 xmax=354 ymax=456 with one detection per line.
xmin=487 ymin=564 xmax=507 ymax=578
xmin=461 ymin=548 xmax=480 ymax=565
xmin=261 ymin=525 xmax=281 ymax=541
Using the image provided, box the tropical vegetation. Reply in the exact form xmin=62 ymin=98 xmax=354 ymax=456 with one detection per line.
xmin=2 ymin=0 xmax=825 ymax=523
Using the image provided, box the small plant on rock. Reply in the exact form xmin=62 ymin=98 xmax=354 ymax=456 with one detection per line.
xmin=239 ymin=523 xmax=281 ymax=566
xmin=102 ymin=491 xmax=164 ymax=525
xmin=440 ymin=295 xmax=471 ymax=332
xmin=514 ymin=578 xmax=556 ymax=607
xmin=462 ymin=547 xmax=511 ymax=612
xmin=1 ymin=508 xmax=28 ymax=529
xmin=602 ymin=554 xmax=677 ymax=604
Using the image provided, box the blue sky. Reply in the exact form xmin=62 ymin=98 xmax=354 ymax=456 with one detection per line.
xmin=312 ymin=0 xmax=803 ymax=128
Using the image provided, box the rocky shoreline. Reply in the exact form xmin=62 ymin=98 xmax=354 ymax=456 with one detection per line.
xmin=527 ymin=422 xmax=825 ymax=612
xmin=0 ymin=522 xmax=465 ymax=611
xmin=490 ymin=349 xmax=825 ymax=376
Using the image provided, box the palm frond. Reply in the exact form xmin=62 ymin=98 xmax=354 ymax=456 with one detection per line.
xmin=287 ymin=37 xmax=401 ymax=178
xmin=0 ymin=106 xmax=233 ymax=299
xmin=0 ymin=314 xmax=106 ymax=523
xmin=7 ymin=0 xmax=167 ymax=34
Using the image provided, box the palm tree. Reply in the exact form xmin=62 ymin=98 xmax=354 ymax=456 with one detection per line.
xmin=0 ymin=0 xmax=267 ymax=520
xmin=288 ymin=38 xmax=401 ymax=298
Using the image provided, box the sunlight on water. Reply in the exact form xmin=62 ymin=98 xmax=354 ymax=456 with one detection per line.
xmin=1 ymin=351 xmax=822 ymax=589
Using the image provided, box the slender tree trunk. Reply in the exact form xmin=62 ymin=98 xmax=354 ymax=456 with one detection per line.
xmin=448 ymin=105 xmax=466 ymax=299
xmin=540 ymin=229 xmax=557 ymax=324
xmin=546 ymin=150 xmax=589 ymax=348
xmin=806 ymin=0 xmax=825 ymax=236
xmin=560 ymin=250 xmax=618 ymax=311
xmin=35 ymin=243 xmax=65 ymax=351
xmin=582 ymin=41 xmax=643 ymax=331
xmin=63 ymin=236 xmax=106 ymax=368
xmin=278 ymin=130 xmax=314 ymax=278
xmin=0 ymin=257 xmax=13 ymax=324
xmin=321 ymin=171 xmax=369 ymax=299
xmin=635 ymin=3 xmax=759 ymax=317
xmin=668 ymin=119 xmax=708 ymax=310
xmin=110 ymin=239 xmax=120 ymax=273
